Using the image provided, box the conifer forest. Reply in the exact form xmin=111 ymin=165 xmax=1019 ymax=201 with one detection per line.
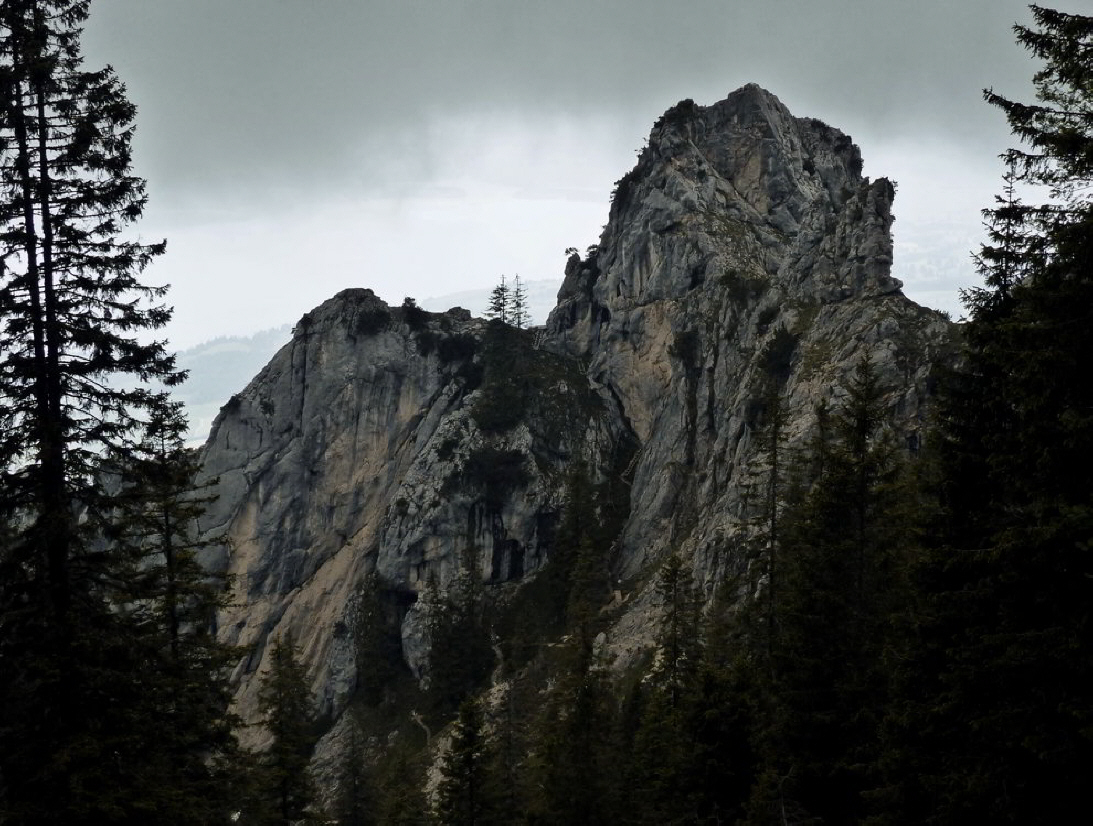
xmin=1 ymin=2 xmax=1092 ymax=824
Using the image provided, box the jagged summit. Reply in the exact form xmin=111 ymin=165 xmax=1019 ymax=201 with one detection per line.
xmin=611 ymin=85 xmax=863 ymax=236
xmin=551 ymin=85 xmax=902 ymax=349
xmin=541 ymin=87 xmax=940 ymax=587
xmin=195 ymin=85 xmax=952 ymax=801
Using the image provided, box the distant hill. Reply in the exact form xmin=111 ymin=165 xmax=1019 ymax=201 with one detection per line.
xmin=175 ymin=325 xmax=292 ymax=444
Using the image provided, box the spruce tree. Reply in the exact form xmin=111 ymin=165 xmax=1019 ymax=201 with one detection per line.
xmin=374 ymin=748 xmax=429 ymax=825
xmin=527 ymin=464 xmax=618 ymax=825
xmin=529 ymin=650 xmax=618 ymax=826
xmin=739 ymin=381 xmax=791 ymax=665
xmin=255 ymin=634 xmax=320 ymax=824
xmin=0 ymin=2 xmax=238 ymax=821
xmin=485 ymin=275 xmax=509 ymax=324
xmin=109 ymin=403 xmax=243 ymax=823
xmin=434 ymin=698 xmax=500 ymax=826
xmin=423 ymin=548 xmax=494 ymax=722
xmin=335 ymin=710 xmax=376 ymax=826
xmin=751 ymin=355 xmax=909 ymax=823
xmin=509 ymin=274 xmax=529 ymax=329
xmin=686 ymin=589 xmax=762 ymax=825
xmin=353 ymin=571 xmax=402 ymax=707
xmin=626 ymin=555 xmax=704 ymax=825
xmin=488 ymin=673 xmax=531 ymax=818
xmin=647 ymin=554 xmax=701 ymax=710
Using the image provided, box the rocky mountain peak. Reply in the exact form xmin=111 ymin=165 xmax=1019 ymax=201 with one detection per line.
xmin=551 ymin=86 xmax=900 ymax=355
xmin=195 ymin=85 xmax=954 ymax=798
xmin=610 ymin=85 xmax=863 ymax=240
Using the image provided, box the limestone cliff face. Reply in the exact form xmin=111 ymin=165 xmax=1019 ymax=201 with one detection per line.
xmin=197 ymin=85 xmax=953 ymax=774
xmin=197 ymin=293 xmax=623 ymax=742
xmin=547 ymin=85 xmax=952 ymax=616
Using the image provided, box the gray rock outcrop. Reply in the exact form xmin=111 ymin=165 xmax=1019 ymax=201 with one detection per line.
xmin=547 ymin=85 xmax=951 ymax=597
xmin=198 ymin=292 xmax=624 ymax=742
xmin=195 ymin=84 xmax=954 ymax=780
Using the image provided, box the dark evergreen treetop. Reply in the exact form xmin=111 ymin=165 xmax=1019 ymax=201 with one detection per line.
xmin=256 ymin=634 xmax=320 ymax=824
xmin=986 ymin=6 xmax=1093 ymax=205
xmin=485 ymin=274 xmax=508 ymax=324
xmin=509 ymin=274 xmax=529 ymax=329
xmin=954 ymin=4 xmax=1093 ymax=516
xmin=969 ymin=5 xmax=1093 ymax=321
xmin=434 ymin=698 xmax=500 ymax=826
xmin=0 ymin=0 xmax=176 ymax=615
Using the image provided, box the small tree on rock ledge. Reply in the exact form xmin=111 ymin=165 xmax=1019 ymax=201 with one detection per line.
xmin=486 ymin=275 xmax=509 ymax=324
xmin=510 ymin=275 xmax=529 ymax=328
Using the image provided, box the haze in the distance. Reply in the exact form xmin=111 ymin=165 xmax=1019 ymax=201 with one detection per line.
xmin=81 ymin=0 xmax=1040 ymax=349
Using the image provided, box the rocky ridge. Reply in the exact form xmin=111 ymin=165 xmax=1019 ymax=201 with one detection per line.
xmin=195 ymin=84 xmax=954 ymax=786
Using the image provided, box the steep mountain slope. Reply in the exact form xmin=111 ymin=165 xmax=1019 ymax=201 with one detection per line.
xmin=547 ymin=85 xmax=951 ymax=613
xmin=195 ymin=84 xmax=953 ymax=785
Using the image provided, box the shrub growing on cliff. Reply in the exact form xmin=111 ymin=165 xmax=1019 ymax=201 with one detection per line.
xmin=720 ymin=268 xmax=767 ymax=304
xmin=354 ymin=306 xmax=391 ymax=337
xmin=759 ymin=325 xmax=799 ymax=383
xmin=463 ymin=447 xmax=530 ymax=511
xmin=438 ymin=332 xmax=478 ymax=364
xmin=401 ymin=296 xmax=430 ymax=331
xmin=669 ymin=329 xmax=701 ymax=372
xmin=655 ymin=98 xmax=698 ymax=130
xmin=470 ymin=320 xmax=532 ymax=432
xmin=610 ymin=167 xmax=642 ymax=216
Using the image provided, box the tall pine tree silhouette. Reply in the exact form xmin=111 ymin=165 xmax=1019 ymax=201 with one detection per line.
xmin=434 ymin=698 xmax=501 ymax=826
xmin=0 ymin=2 xmax=239 ymax=821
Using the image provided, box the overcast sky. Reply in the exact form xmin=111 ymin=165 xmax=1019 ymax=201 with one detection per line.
xmin=81 ymin=0 xmax=1043 ymax=348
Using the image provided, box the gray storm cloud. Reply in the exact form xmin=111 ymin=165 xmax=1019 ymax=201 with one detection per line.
xmin=78 ymin=0 xmax=1044 ymax=346
xmin=85 ymin=0 xmax=1033 ymax=198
